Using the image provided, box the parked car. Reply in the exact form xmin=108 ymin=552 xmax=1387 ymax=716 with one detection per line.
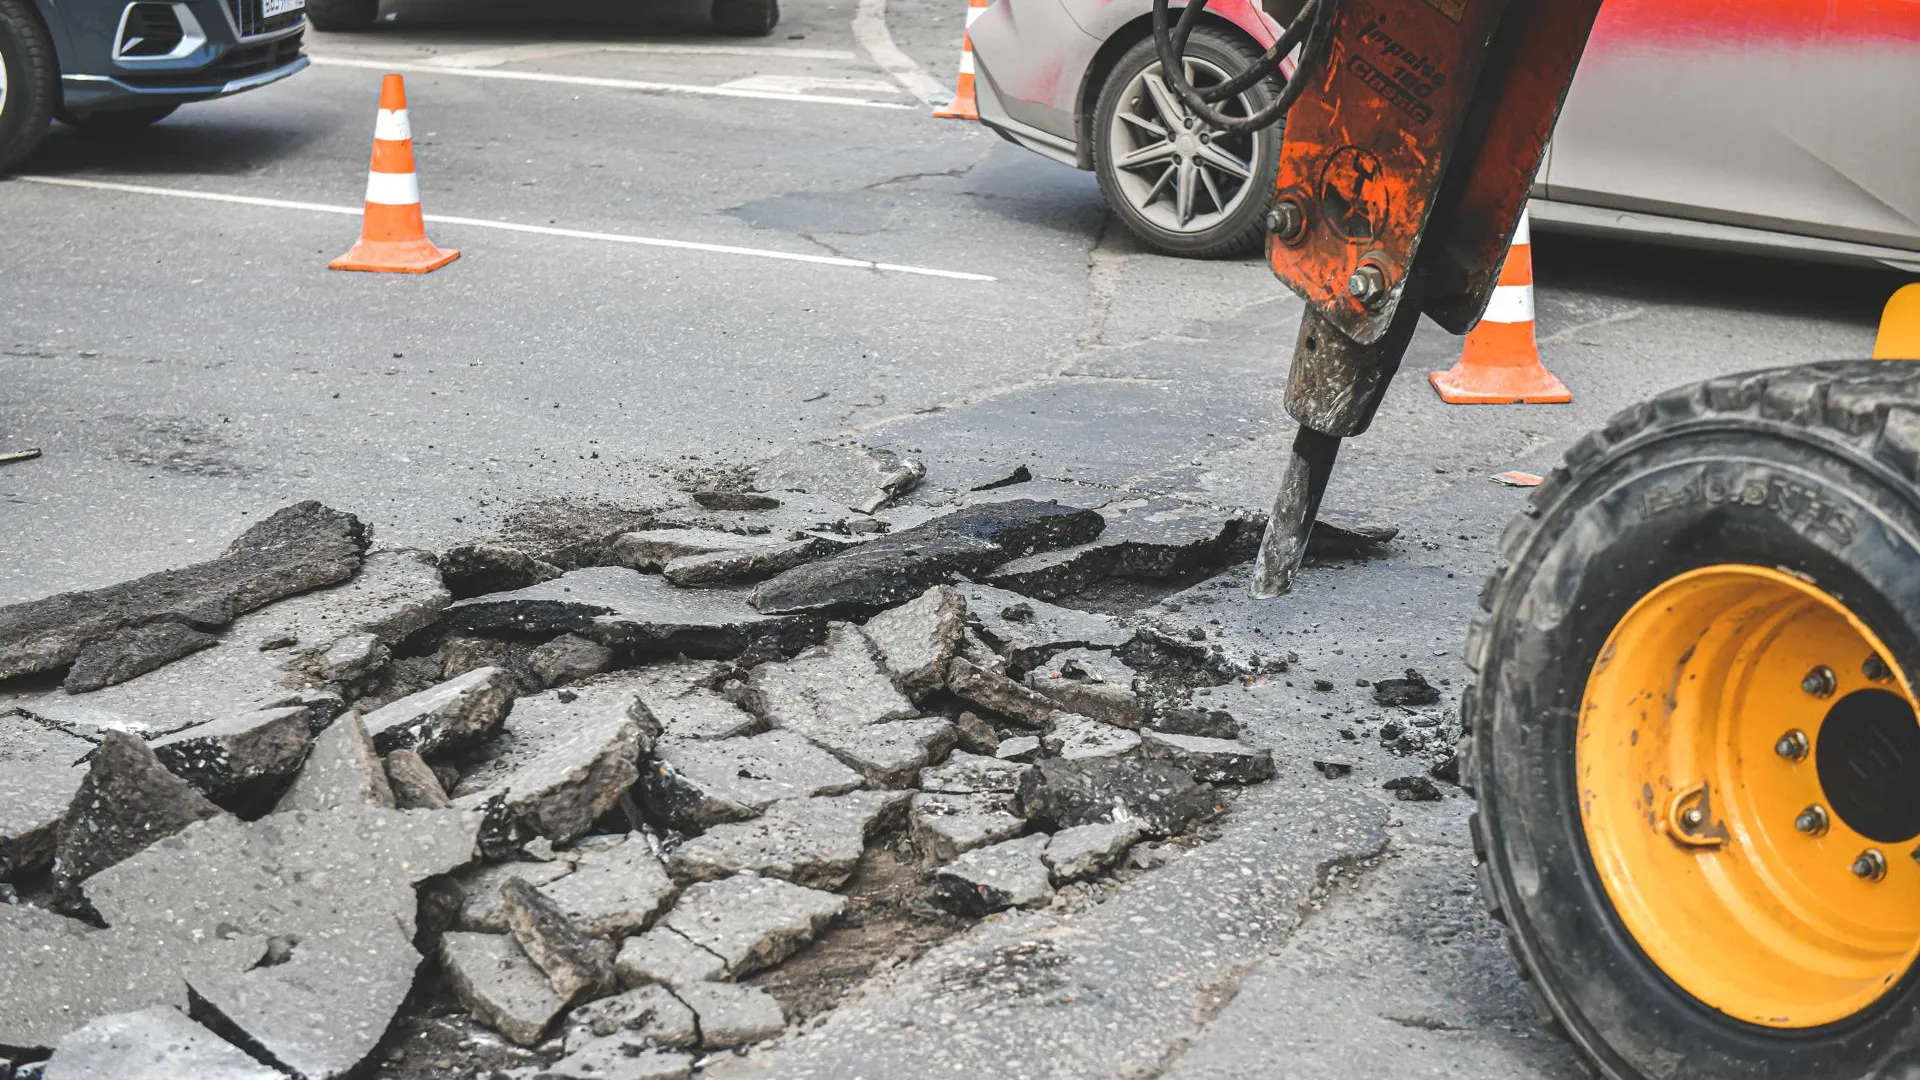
xmin=0 ymin=0 xmax=307 ymax=170
xmin=968 ymin=0 xmax=1920 ymax=268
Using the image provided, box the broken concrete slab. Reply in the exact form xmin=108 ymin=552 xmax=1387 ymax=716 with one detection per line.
xmin=655 ymin=489 xmax=868 ymax=540
xmin=642 ymin=730 xmax=864 ymax=829
xmin=83 ymin=808 xmax=477 ymax=1077
xmin=438 ymin=542 xmax=563 ymax=599
xmin=671 ymin=981 xmax=785 ymax=1049
xmin=61 ymin=622 xmax=220 ymax=694
xmin=917 ymin=750 xmax=1031 ymax=795
xmin=361 ymin=665 xmax=515 ymax=758
xmin=45 ymin=1005 xmax=284 ymax=1080
xmin=983 ymin=498 xmax=1260 ymax=602
xmin=664 ymin=538 xmax=836 ymax=588
xmin=384 ymin=748 xmax=452 ymax=809
xmin=995 ymin=735 xmax=1040 ymax=762
xmin=1373 ymin=669 xmax=1442 ymax=707
xmin=955 ymin=583 xmax=1135 ymax=668
xmin=953 ymin=712 xmax=999 ymax=755
xmin=750 ymin=501 xmax=1105 ymax=615
xmin=1042 ymin=821 xmax=1143 ymax=884
xmin=312 ymin=632 xmax=386 ymax=683
xmin=616 ymin=928 xmax=728 ymax=987
xmin=859 ymin=585 xmax=966 ymax=700
xmin=804 ymin=716 xmax=957 ymax=789
xmin=8 ymin=550 xmax=448 ymax=739
xmin=1147 ymin=703 xmax=1243 ymax=740
xmin=1139 ymin=731 xmax=1276 ymax=784
xmin=528 ymin=634 xmax=615 ymax=688
xmin=1015 ymin=757 xmax=1220 ymax=839
xmin=53 ymin=730 xmax=225 ymax=894
xmin=739 ymin=623 xmax=916 ymax=739
xmin=641 ymin=687 xmax=763 ymax=742
xmin=0 ymin=713 xmax=92 ymax=878
xmin=451 ymin=683 xmax=643 ymax=843
xmin=933 ymin=833 xmax=1054 ymax=915
xmin=945 ymin=658 xmax=1058 ymax=729
xmin=147 ymin=705 xmax=310 ymax=801
xmin=275 ymin=713 xmax=394 ymax=814
xmin=447 ymin=568 xmax=822 ymax=661
xmin=1308 ymin=512 xmax=1400 ymax=556
xmin=539 ymin=837 xmax=679 ymax=938
xmin=614 ymin=529 xmax=793 ymax=572
xmin=909 ymin=792 xmax=1027 ymax=863
xmin=751 ymin=441 xmax=925 ymax=514
xmin=1041 ymin=715 xmax=1142 ymax=761
xmin=567 ymin=983 xmax=698 ymax=1048
xmin=659 ymin=875 xmax=846 ymax=978
xmin=441 ymin=931 xmax=568 ymax=1048
xmin=531 ymin=1040 xmax=693 ymax=1080
xmin=453 ymin=857 xmax=579 ymax=933
xmin=0 ymin=502 xmax=369 ymax=684
xmin=0 ymin=900 xmax=223 ymax=1050
xmin=501 ymin=877 xmax=617 ymax=1004
xmin=1025 ymin=649 xmax=1145 ymax=728
xmin=667 ymin=790 xmax=910 ymax=890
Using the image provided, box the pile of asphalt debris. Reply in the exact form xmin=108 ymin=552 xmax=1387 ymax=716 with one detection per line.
xmin=0 ymin=442 xmax=1397 ymax=1080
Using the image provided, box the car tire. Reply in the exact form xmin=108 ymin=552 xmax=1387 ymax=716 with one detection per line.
xmin=1465 ymin=361 xmax=1920 ymax=1079
xmin=55 ymin=104 xmax=180 ymax=134
xmin=307 ymin=0 xmax=381 ymax=32
xmin=0 ymin=0 xmax=57 ymax=174
xmin=1092 ymin=28 xmax=1281 ymax=259
xmin=711 ymin=0 xmax=778 ymax=37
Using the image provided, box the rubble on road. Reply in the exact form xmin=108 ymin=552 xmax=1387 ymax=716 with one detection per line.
xmin=527 ymin=633 xmax=615 ymax=688
xmin=1042 ymin=821 xmax=1143 ymax=883
xmin=52 ymin=730 xmax=225 ymax=896
xmin=442 ymin=931 xmax=570 ymax=1047
xmin=944 ymin=657 xmax=1060 ymax=728
xmin=910 ymin=791 xmax=1027 ymax=862
xmin=1139 ymin=730 xmax=1276 ymax=784
xmin=860 ymin=584 xmax=967 ymax=699
xmin=616 ymin=926 xmax=728 ymax=987
xmin=385 ymin=748 xmax=453 ymax=809
xmin=934 ymin=833 xmax=1055 ymax=914
xmin=641 ymin=730 xmax=864 ymax=828
xmin=147 ymin=705 xmax=311 ymax=801
xmin=667 ymin=790 xmax=910 ymax=889
xmin=1373 ymin=668 xmax=1442 ymax=706
xmin=276 ymin=713 xmax=393 ymax=813
xmin=739 ymin=623 xmax=916 ymax=739
xmin=439 ymin=542 xmax=563 ymax=598
xmin=500 ymin=877 xmax=618 ymax=1004
xmin=805 ymin=716 xmax=957 ymax=788
xmin=566 ymin=983 xmax=697 ymax=1048
xmin=1025 ymin=647 xmax=1146 ymax=727
xmin=750 ymin=500 xmax=1105 ymax=615
xmin=1041 ymin=714 xmax=1143 ymax=760
xmin=539 ymin=836 xmax=679 ymax=937
xmin=1016 ymin=756 xmax=1221 ymax=838
xmin=451 ymin=683 xmax=644 ymax=843
xmin=984 ymin=497 xmax=1260 ymax=601
xmin=751 ymin=440 xmax=925 ymax=514
xmin=48 ymin=1006 xmax=286 ymax=1080
xmin=955 ymin=582 xmax=1135 ymax=667
xmin=0 ymin=712 xmax=93 ymax=877
xmin=658 ymin=874 xmax=846 ymax=977
xmin=670 ymin=981 xmax=787 ymax=1049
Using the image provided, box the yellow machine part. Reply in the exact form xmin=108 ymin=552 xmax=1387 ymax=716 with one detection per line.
xmin=1874 ymin=283 xmax=1920 ymax=360
xmin=1579 ymin=565 xmax=1920 ymax=1029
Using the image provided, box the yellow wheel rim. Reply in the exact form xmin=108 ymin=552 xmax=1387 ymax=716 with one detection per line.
xmin=1579 ymin=564 xmax=1920 ymax=1028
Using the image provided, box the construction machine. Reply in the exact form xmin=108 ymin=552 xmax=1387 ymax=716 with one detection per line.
xmin=1145 ymin=0 xmax=1920 ymax=1075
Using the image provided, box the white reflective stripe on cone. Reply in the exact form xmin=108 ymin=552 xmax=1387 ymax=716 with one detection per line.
xmin=1482 ymin=283 xmax=1535 ymax=325
xmin=965 ymin=4 xmax=986 ymax=24
xmin=364 ymin=170 xmax=422 ymax=206
xmin=959 ymin=48 xmax=975 ymax=74
xmin=1513 ymin=208 xmax=1531 ymax=246
xmin=374 ymin=108 xmax=412 ymax=142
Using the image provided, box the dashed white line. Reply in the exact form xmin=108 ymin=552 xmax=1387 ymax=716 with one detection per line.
xmin=853 ymin=0 xmax=951 ymax=107
xmin=423 ymin=41 xmax=859 ymax=69
xmin=12 ymin=175 xmax=997 ymax=282
xmin=308 ymin=55 xmax=915 ymax=110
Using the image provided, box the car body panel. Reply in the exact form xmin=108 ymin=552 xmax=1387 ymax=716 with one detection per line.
xmin=40 ymin=0 xmax=306 ymax=112
xmin=1548 ymin=0 xmax=1920 ymax=252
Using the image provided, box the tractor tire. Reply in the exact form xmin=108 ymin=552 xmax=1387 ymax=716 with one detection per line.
xmin=0 ymin=0 xmax=57 ymax=174
xmin=711 ymin=0 xmax=778 ymax=37
xmin=306 ymin=0 xmax=381 ymax=31
xmin=1464 ymin=361 xmax=1920 ymax=1080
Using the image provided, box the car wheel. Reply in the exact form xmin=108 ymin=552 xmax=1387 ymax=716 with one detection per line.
xmin=55 ymin=105 xmax=180 ymax=134
xmin=0 ymin=0 xmax=56 ymax=174
xmin=712 ymin=0 xmax=778 ymax=37
xmin=306 ymin=0 xmax=381 ymax=31
xmin=1092 ymin=28 xmax=1281 ymax=259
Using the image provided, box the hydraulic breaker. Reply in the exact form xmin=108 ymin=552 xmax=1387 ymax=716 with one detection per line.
xmin=1152 ymin=0 xmax=1606 ymax=595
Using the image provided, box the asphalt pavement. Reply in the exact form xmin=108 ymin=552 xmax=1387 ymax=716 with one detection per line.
xmin=0 ymin=0 xmax=1908 ymax=1074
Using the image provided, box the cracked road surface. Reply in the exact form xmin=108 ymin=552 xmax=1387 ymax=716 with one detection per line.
xmin=0 ymin=0 xmax=1907 ymax=1073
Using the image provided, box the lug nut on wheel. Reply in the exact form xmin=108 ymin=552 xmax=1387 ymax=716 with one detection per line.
xmin=1864 ymin=654 xmax=1894 ymax=683
xmin=1802 ymin=665 xmax=1838 ymax=698
xmin=1794 ymin=805 xmax=1829 ymax=836
xmin=1774 ymin=729 xmax=1810 ymax=761
xmin=1852 ymin=849 xmax=1888 ymax=882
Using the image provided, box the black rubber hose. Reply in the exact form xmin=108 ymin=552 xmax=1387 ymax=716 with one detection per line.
xmin=1150 ymin=0 xmax=1337 ymax=134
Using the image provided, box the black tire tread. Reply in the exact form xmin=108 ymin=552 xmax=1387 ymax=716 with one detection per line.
xmin=1464 ymin=360 xmax=1920 ymax=1080
xmin=0 ymin=0 xmax=57 ymax=174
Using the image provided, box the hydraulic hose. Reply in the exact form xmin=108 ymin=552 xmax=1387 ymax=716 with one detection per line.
xmin=1149 ymin=0 xmax=1339 ymax=134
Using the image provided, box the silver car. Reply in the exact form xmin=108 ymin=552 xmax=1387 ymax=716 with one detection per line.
xmin=967 ymin=0 xmax=1920 ymax=269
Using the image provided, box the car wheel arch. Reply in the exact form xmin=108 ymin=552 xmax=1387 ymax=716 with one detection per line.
xmin=1072 ymin=10 xmax=1263 ymax=170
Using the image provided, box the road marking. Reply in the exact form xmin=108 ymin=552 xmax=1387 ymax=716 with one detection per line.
xmin=718 ymin=74 xmax=906 ymax=96
xmin=424 ymin=41 xmax=859 ymax=69
xmin=307 ymin=56 xmax=914 ymax=111
xmin=853 ymin=0 xmax=950 ymax=106
xmin=12 ymin=175 xmax=997 ymax=282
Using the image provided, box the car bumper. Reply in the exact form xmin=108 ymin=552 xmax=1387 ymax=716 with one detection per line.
xmin=61 ymin=51 xmax=307 ymax=109
xmin=53 ymin=0 xmax=309 ymax=113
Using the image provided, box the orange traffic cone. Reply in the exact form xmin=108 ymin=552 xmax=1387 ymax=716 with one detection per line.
xmin=1429 ymin=208 xmax=1569 ymax=404
xmin=330 ymin=74 xmax=459 ymax=274
xmin=931 ymin=0 xmax=987 ymax=120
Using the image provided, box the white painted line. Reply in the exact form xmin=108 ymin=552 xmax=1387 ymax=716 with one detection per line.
xmin=308 ymin=55 xmax=915 ymax=111
xmin=718 ymin=74 xmax=906 ymax=96
xmin=853 ymin=0 xmax=950 ymax=106
xmin=425 ymin=41 xmax=859 ymax=69
xmin=12 ymin=175 xmax=997 ymax=282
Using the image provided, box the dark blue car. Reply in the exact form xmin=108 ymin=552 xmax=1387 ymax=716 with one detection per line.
xmin=0 ymin=0 xmax=306 ymax=170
